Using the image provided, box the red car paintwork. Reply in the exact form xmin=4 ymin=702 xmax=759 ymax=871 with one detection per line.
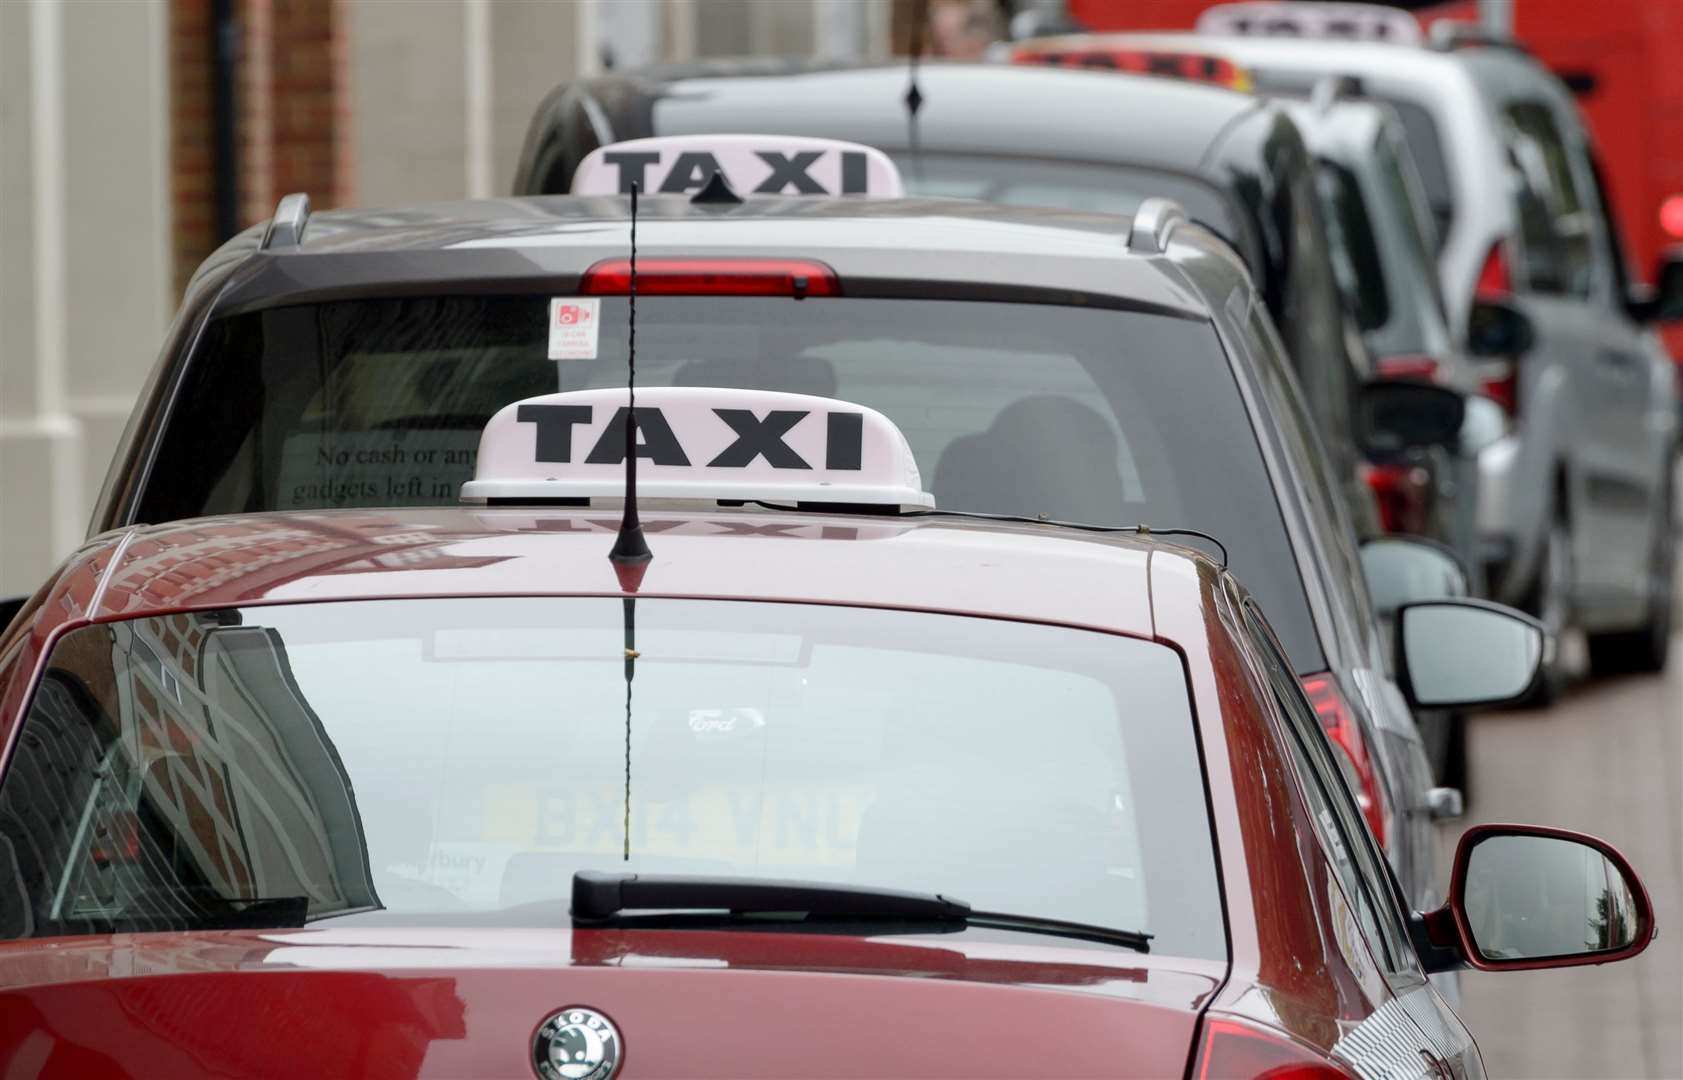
xmin=0 ymin=508 xmax=1408 ymax=1076
xmin=0 ymin=928 xmax=1221 ymax=1078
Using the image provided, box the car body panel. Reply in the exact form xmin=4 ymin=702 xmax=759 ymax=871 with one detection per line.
xmin=0 ymin=928 xmax=1218 ymax=1078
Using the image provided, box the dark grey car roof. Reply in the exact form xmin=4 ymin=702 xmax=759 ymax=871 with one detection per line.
xmin=200 ymin=194 xmax=1223 ymax=321
xmin=619 ymin=61 xmax=1265 ymax=169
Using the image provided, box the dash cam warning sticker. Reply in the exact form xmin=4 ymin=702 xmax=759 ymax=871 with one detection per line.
xmin=548 ymin=297 xmax=600 ymax=360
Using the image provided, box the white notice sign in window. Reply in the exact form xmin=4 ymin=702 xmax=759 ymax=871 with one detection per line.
xmin=548 ymin=297 xmax=601 ymax=360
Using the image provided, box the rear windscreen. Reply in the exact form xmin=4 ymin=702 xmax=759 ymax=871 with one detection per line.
xmin=140 ymin=296 xmax=1322 ymax=671
xmin=0 ymin=598 xmax=1224 ymax=956
xmin=895 ymin=152 xmax=1243 ymax=250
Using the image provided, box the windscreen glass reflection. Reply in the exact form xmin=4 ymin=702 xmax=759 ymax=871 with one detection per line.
xmin=0 ymin=598 xmax=1224 ymax=958
xmin=1464 ymin=834 xmax=1640 ymax=960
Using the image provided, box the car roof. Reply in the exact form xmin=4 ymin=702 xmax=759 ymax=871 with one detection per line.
xmin=558 ymin=61 xmax=1267 ymax=173
xmin=24 ymin=508 xmax=1227 ymax=646
xmin=199 ymin=194 xmax=1222 ymax=321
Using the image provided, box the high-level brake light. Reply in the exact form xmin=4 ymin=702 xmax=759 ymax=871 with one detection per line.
xmin=579 ymin=258 xmax=841 ymax=298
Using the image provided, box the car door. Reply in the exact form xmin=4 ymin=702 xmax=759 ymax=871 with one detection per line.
xmin=1572 ymin=145 xmax=1675 ymax=624
xmin=1499 ymin=94 xmax=1652 ymax=609
xmin=1240 ymin=598 xmax=1483 ymax=1080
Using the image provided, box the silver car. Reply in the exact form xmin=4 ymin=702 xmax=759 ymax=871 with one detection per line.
xmin=1135 ymin=29 xmax=1683 ymax=687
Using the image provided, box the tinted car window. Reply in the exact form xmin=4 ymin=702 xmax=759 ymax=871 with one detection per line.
xmin=0 ymin=598 xmax=1224 ymax=958
xmin=1276 ymin=154 xmax=1363 ymax=476
xmin=140 ymin=296 xmax=1322 ymax=669
xmin=1378 ymin=97 xmax=1454 ymax=247
xmin=1243 ymin=303 xmax=1377 ymax=659
xmin=1503 ymin=101 xmax=1594 ymax=297
xmin=1373 ymin=132 xmax=1451 ymax=332
xmin=1314 ymin=161 xmax=1390 ymax=333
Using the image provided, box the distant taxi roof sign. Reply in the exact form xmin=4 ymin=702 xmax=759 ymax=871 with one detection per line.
xmin=571 ymin=134 xmax=905 ymax=198
xmin=1196 ymin=2 xmax=1423 ymax=44
xmin=462 ymin=387 xmax=934 ymax=510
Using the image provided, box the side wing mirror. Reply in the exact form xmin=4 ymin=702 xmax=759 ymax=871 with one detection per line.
xmin=1631 ymin=247 xmax=1683 ymax=323
xmin=1360 ymin=536 xmax=1469 ymax=620
xmin=1466 ymin=298 xmax=1535 ymax=357
xmin=1395 ymin=598 xmax=1544 ymax=709
xmin=1355 ymin=379 xmax=1467 ymax=456
xmin=1416 ymin=824 xmax=1655 ymax=972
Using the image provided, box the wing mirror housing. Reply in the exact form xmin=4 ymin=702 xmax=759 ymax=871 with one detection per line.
xmin=1630 ymin=247 xmax=1683 ymax=323
xmin=1395 ymin=598 xmax=1545 ymax=709
xmin=1415 ymin=824 xmax=1655 ymax=973
xmin=1465 ymin=297 xmax=1536 ymax=357
xmin=1360 ymin=535 xmax=1470 ymax=620
xmin=1356 ymin=379 xmax=1466 ymax=456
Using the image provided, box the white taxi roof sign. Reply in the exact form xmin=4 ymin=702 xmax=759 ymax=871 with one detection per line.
xmin=1196 ymin=2 xmax=1422 ymax=44
xmin=462 ymin=387 xmax=934 ymax=510
xmin=571 ymin=134 xmax=905 ymax=198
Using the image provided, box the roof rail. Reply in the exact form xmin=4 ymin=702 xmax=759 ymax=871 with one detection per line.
xmin=1310 ymin=73 xmax=1366 ymax=112
xmin=1127 ymin=197 xmax=1186 ymax=255
xmin=260 ymin=192 xmax=311 ymax=250
xmin=1427 ymin=20 xmax=1532 ymax=57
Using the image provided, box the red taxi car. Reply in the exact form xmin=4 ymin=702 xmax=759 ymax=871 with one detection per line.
xmin=0 ymin=388 xmax=1653 ymax=1078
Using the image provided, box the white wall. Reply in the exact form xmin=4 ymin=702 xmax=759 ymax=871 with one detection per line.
xmin=0 ymin=0 xmax=889 ymax=599
xmin=347 ymin=0 xmax=890 ymax=207
xmin=0 ymin=0 xmax=172 ymax=598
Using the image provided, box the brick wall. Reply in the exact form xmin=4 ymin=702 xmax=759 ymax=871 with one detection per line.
xmin=170 ymin=0 xmax=347 ymax=297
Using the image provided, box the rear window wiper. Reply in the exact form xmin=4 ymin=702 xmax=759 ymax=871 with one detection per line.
xmin=571 ymin=871 xmax=1151 ymax=953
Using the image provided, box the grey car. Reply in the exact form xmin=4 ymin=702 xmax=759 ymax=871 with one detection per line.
xmin=84 ymin=181 xmax=1475 ymax=922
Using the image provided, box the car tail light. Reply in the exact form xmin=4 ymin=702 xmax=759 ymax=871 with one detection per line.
xmin=1375 ymin=354 xmax=1441 ymax=382
xmin=1361 ymin=462 xmax=1429 ymax=535
xmin=1475 ymin=239 xmax=1511 ymax=301
xmin=1195 ymin=1015 xmax=1358 ymax=1080
xmin=1480 ymin=368 xmax=1520 ymax=416
xmin=1661 ymin=194 xmax=1683 ymax=240
xmin=579 ymin=258 xmax=840 ymax=297
xmin=1301 ymin=673 xmax=1387 ymax=850
xmin=1473 ymin=240 xmax=1520 ymax=417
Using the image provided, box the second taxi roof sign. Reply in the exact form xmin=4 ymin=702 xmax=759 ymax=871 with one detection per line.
xmin=571 ymin=135 xmax=905 ymax=198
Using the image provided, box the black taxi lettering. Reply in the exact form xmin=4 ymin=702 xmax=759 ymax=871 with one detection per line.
xmin=752 ymin=151 xmax=825 ymax=194
xmin=709 ymin=409 xmax=810 ymax=469
xmin=584 ymin=408 xmax=690 ymax=466
xmin=597 ymin=149 xmax=872 ymax=196
xmin=658 ymin=152 xmax=724 ymax=194
xmin=601 ymin=150 xmax=662 ymax=194
xmin=515 ymin=404 xmax=865 ymax=470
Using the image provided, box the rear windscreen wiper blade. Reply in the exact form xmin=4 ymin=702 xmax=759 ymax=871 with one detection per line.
xmin=572 ymin=870 xmax=969 ymax=922
xmin=963 ymin=910 xmax=1153 ymax=952
xmin=570 ymin=871 xmax=1151 ymax=952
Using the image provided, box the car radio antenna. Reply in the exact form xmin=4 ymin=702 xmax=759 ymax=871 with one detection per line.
xmin=904 ymin=0 xmax=928 ymax=183
xmin=610 ymin=181 xmax=651 ymax=862
xmin=609 ymin=180 xmax=653 ymax=579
